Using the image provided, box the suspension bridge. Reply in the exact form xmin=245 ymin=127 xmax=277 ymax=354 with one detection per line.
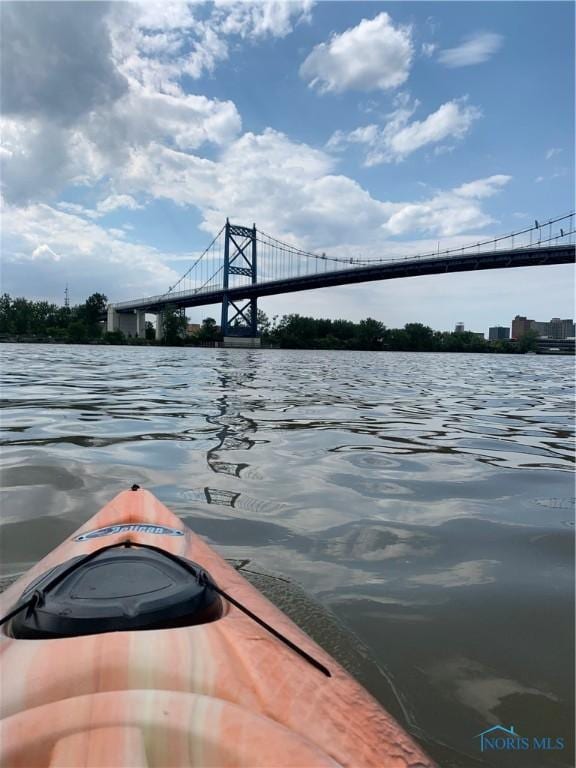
xmin=108 ymin=212 xmax=576 ymax=344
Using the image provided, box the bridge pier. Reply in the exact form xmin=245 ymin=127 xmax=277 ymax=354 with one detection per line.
xmin=222 ymin=336 xmax=261 ymax=348
xmin=155 ymin=312 xmax=164 ymax=341
xmin=107 ymin=306 xmax=146 ymax=338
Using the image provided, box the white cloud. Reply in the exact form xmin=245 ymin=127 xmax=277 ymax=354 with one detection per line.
xmin=1 ymin=1 xmax=314 ymax=205
xmin=132 ymin=1 xmax=196 ymax=32
xmin=0 ymin=2 xmax=516 ymax=309
xmin=421 ymin=42 xmax=436 ymax=58
xmin=110 ymin=1 xmax=312 ymax=91
xmin=87 ymin=83 xmax=242 ymax=154
xmin=0 ymin=81 xmax=242 ymax=206
xmin=382 ymin=175 xmax=511 ymax=237
xmin=96 ymin=194 xmax=142 ymax=215
xmin=389 ymin=100 xmax=480 ymax=159
xmin=438 ymin=32 xmax=503 ymax=68
xmin=545 ymin=147 xmax=562 ymax=160
xmin=115 ymin=127 xmax=511 ymax=243
xmin=2 ymin=201 xmax=181 ymax=301
xmin=300 ymin=12 xmax=413 ymax=94
xmin=31 ymin=244 xmax=62 ymax=262
xmin=216 ymin=0 xmax=313 ymax=39
xmin=453 ymin=175 xmax=510 ymax=199
xmin=1 ymin=2 xmax=127 ymax=124
xmin=328 ymin=96 xmax=481 ymax=165
xmin=57 ymin=202 xmax=97 ymax=218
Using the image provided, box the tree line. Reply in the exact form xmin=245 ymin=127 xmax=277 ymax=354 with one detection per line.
xmin=260 ymin=314 xmax=537 ymax=353
xmin=0 ymin=293 xmax=109 ymax=342
xmin=0 ymin=294 xmax=537 ymax=353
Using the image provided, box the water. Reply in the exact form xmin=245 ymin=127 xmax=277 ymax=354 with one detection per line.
xmin=0 ymin=344 xmax=573 ymax=766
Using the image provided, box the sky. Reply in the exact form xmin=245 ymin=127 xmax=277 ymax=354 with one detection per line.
xmin=1 ymin=0 xmax=574 ymax=334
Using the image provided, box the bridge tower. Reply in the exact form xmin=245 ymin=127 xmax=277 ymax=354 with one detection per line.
xmin=221 ymin=220 xmax=259 ymax=347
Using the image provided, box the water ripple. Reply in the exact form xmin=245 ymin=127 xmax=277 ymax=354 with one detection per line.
xmin=0 ymin=344 xmax=574 ymax=768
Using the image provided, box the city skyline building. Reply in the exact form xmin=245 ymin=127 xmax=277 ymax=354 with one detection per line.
xmin=511 ymin=316 xmax=533 ymax=339
xmin=489 ymin=326 xmax=510 ymax=341
xmin=512 ymin=315 xmax=575 ymax=339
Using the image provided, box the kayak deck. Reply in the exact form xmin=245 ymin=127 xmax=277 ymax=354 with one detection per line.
xmin=0 ymin=488 xmax=434 ymax=767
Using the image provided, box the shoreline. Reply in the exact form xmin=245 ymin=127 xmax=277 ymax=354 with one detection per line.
xmin=0 ymin=338 xmax=573 ymax=355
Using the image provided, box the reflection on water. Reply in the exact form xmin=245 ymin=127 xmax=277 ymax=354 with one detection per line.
xmin=0 ymin=344 xmax=574 ymax=767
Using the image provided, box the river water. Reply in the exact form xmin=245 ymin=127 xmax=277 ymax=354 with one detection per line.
xmin=0 ymin=344 xmax=573 ymax=766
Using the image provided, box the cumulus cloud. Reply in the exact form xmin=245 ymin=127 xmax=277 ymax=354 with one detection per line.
xmin=216 ymin=0 xmax=313 ymax=39
xmin=300 ymin=12 xmax=413 ymax=93
xmin=2 ymin=201 xmax=181 ymax=301
xmin=0 ymin=1 xmax=315 ymax=206
xmin=1 ymin=2 xmax=127 ymax=124
xmin=453 ymin=176 xmax=511 ymax=199
xmin=328 ymin=95 xmax=481 ymax=164
xmin=0 ymin=2 xmax=515 ymax=306
xmin=0 ymin=4 xmax=242 ymax=206
xmin=110 ymin=1 xmax=312 ymax=90
xmin=383 ymin=175 xmax=511 ymax=237
xmin=113 ymin=127 xmax=511 ymax=244
xmin=96 ymin=194 xmax=143 ymax=215
xmin=438 ymin=32 xmax=503 ymax=68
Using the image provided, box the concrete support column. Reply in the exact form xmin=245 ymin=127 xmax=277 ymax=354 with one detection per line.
xmin=117 ymin=313 xmax=137 ymax=337
xmin=108 ymin=306 xmax=141 ymax=337
xmin=107 ymin=305 xmax=118 ymax=333
xmin=155 ymin=312 xmax=164 ymax=341
xmin=136 ymin=311 xmax=146 ymax=338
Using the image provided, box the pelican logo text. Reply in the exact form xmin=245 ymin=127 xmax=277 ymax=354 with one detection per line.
xmin=75 ymin=524 xmax=184 ymax=541
xmin=476 ymin=725 xmax=565 ymax=752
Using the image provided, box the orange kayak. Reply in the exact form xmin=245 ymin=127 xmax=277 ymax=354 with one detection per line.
xmin=0 ymin=487 xmax=434 ymax=767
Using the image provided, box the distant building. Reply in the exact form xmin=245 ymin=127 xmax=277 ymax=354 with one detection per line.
xmin=512 ymin=315 xmax=575 ymax=340
xmin=489 ymin=326 xmax=510 ymax=341
xmin=536 ymin=338 xmax=576 ymax=355
xmin=530 ymin=320 xmax=549 ymax=337
xmin=186 ymin=323 xmax=201 ymax=336
xmin=511 ymin=315 xmax=534 ymax=339
xmin=454 ymin=322 xmax=465 ymax=333
xmin=547 ymin=318 xmax=575 ymax=339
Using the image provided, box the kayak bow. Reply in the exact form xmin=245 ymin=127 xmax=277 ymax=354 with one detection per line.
xmin=0 ymin=487 xmax=434 ymax=767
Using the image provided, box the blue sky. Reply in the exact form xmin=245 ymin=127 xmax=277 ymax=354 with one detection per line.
xmin=1 ymin=1 xmax=574 ymax=333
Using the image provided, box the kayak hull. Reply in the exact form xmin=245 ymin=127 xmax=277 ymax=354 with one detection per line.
xmin=0 ymin=489 xmax=434 ymax=767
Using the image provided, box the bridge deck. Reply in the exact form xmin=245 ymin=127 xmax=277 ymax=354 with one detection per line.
xmin=113 ymin=243 xmax=575 ymax=313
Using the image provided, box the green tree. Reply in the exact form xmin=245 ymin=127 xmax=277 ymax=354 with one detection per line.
xmin=162 ymin=307 xmax=187 ymax=344
xmin=67 ymin=320 xmax=88 ymax=343
xmin=356 ymin=318 xmax=385 ymax=350
xmin=84 ymin=293 xmax=108 ymax=322
xmin=0 ymin=294 xmax=13 ymax=333
xmin=103 ymin=329 xmax=125 ymax=344
xmin=517 ymin=330 xmax=539 ymax=353
xmin=11 ymin=298 xmax=33 ymax=334
xmin=145 ymin=321 xmax=156 ymax=341
xmin=82 ymin=293 xmax=108 ymax=338
xmin=403 ymin=323 xmax=436 ymax=351
xmin=256 ymin=309 xmax=270 ymax=335
xmin=194 ymin=317 xmax=220 ymax=342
